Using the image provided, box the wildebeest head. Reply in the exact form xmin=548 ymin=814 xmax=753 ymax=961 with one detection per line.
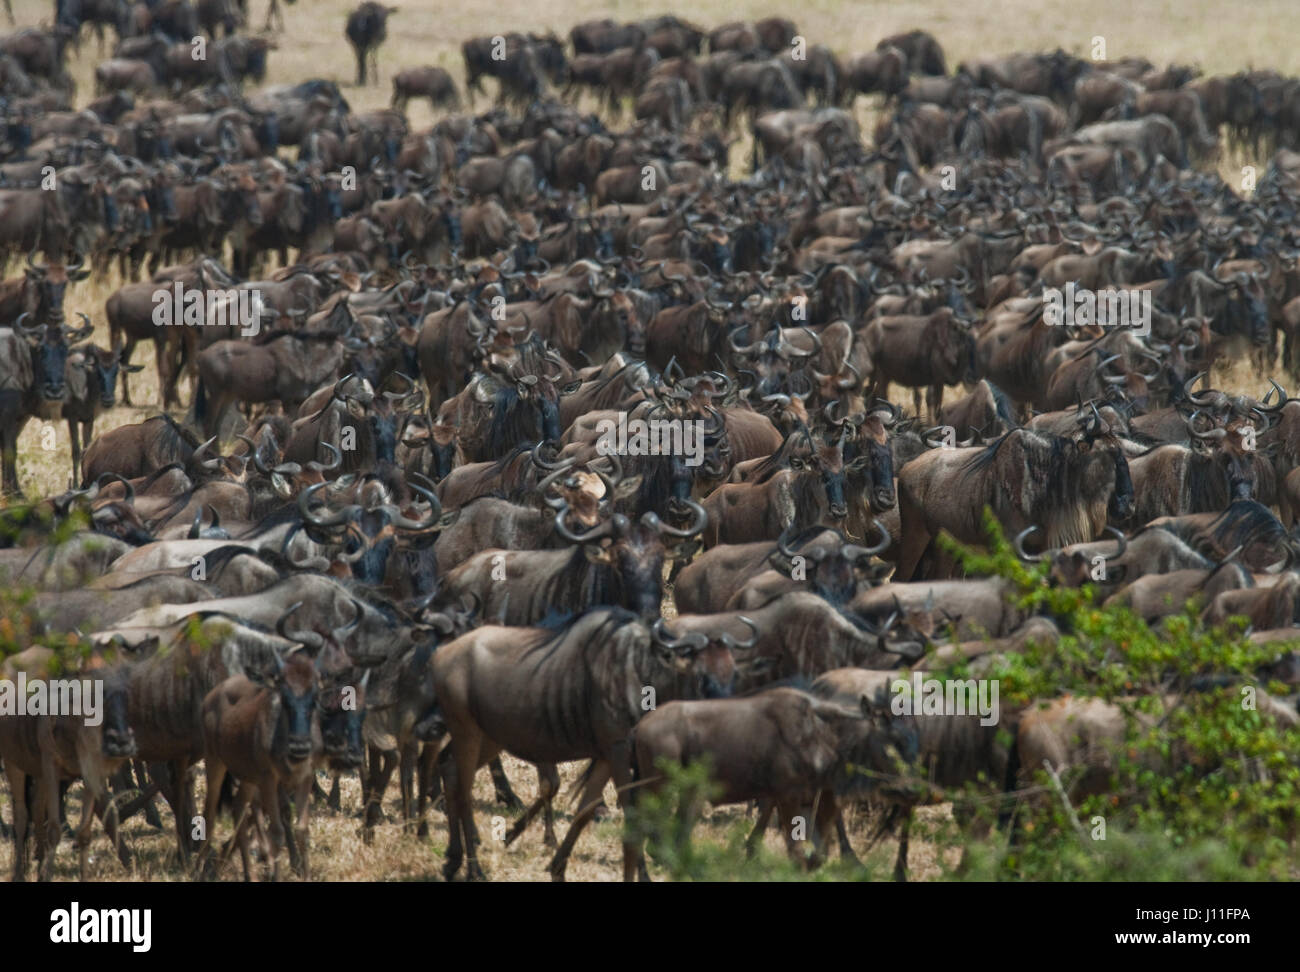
xmin=1015 ymin=523 xmax=1129 ymax=587
xmin=19 ymin=313 xmax=91 ymax=402
xmin=23 ymin=252 xmax=90 ymax=326
xmin=1076 ymin=406 xmax=1135 ymax=521
xmin=98 ymin=665 xmax=138 ymax=760
xmin=774 ymin=520 xmax=891 ymax=604
xmin=649 ymin=615 xmax=748 ymax=699
xmin=256 ymin=648 xmax=319 ymax=764
xmin=317 ymin=669 xmax=369 ymax=769
xmin=1191 ymin=419 xmax=1260 ymax=503
xmin=344 ymin=372 xmax=423 ymax=466
xmin=796 ymin=426 xmax=850 ymax=521
xmin=551 ymin=462 xmax=708 ymax=618
xmin=76 ymin=342 xmax=144 ymax=409
xmin=833 ymin=399 xmax=898 ymax=513
xmin=475 ymin=352 xmax=564 ymax=453
xmin=298 ymin=473 xmax=442 ymax=586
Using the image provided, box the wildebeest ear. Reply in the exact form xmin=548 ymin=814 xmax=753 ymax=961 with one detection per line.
xmin=345 ymin=396 xmax=368 ymax=420
xmin=613 ymin=475 xmax=643 ymax=500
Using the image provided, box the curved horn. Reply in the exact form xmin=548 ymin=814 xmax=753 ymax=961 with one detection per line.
xmin=1101 ymin=524 xmax=1127 ymax=562
xmin=277 ymin=601 xmax=324 ymax=650
xmin=1013 ymin=525 xmax=1043 ymax=562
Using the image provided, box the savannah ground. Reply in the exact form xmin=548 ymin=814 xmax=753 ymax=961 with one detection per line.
xmin=0 ymin=0 xmax=1291 ymax=879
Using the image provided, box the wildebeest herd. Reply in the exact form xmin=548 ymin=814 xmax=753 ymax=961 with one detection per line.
xmin=1 ymin=3 xmax=1300 ymax=883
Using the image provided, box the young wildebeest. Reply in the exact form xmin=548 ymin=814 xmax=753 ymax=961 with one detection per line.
xmin=63 ymin=342 xmax=143 ymax=480
xmin=345 ymin=2 xmax=397 ymax=86
xmin=0 ymin=647 xmax=137 ymax=882
xmin=391 ymin=66 xmax=460 ymax=112
xmin=629 ymin=683 xmax=915 ymax=873
xmin=199 ymin=649 xmax=321 ymax=881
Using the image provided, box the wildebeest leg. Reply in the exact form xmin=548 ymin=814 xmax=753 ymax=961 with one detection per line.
xmin=415 ymin=743 xmax=437 ymax=837
xmin=444 ymin=732 xmax=490 ymax=881
xmin=327 ymin=772 xmax=343 ymax=812
xmin=912 ymin=387 xmax=923 ymax=419
xmin=503 ymin=762 xmax=557 ymax=846
xmin=74 ymin=734 xmax=120 ymax=878
xmin=488 ymin=755 xmax=523 ymax=810
xmin=927 ymin=384 xmax=944 ymax=424
xmin=811 ymin=792 xmax=838 ymax=867
xmin=398 ymin=740 xmax=417 ymax=828
xmin=6 ymin=762 xmax=28 ymax=881
xmin=363 ymin=744 xmax=396 ymax=837
xmin=539 ymin=763 xmax=559 ymax=848
xmin=893 ymin=807 xmax=912 ymax=882
xmin=261 ymin=776 xmax=287 ymax=881
xmin=197 ymin=755 xmax=228 ymax=879
xmin=835 ymin=807 xmax=862 ymax=866
xmin=217 ymin=783 xmax=251 ymax=880
xmin=67 ymin=420 xmax=82 ymax=485
xmin=291 ymin=777 xmax=312 ymax=880
xmin=354 ymin=45 xmax=366 ymax=86
xmin=746 ymin=799 xmax=774 ymax=858
xmin=279 ymin=787 xmax=301 ymax=873
xmin=548 ymin=760 xmax=611 ymax=882
xmin=116 ymin=337 xmax=138 ymax=406
xmin=776 ymin=800 xmax=803 ymax=866
xmin=113 ymin=761 xmax=163 ymax=827
xmin=438 ymin=746 xmax=464 ymax=879
xmin=36 ymin=766 xmax=60 ymax=881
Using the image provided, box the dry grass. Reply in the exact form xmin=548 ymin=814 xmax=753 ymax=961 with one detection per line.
xmin=0 ymin=0 xmax=1292 ymax=880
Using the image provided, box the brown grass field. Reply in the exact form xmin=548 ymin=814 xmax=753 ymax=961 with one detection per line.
xmin=0 ymin=0 xmax=1294 ymax=880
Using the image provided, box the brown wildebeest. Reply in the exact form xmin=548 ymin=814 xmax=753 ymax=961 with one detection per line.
xmin=701 ymin=429 xmax=854 ymax=545
xmin=629 ymin=682 xmax=914 ymax=872
xmin=431 ymin=608 xmax=740 ymax=881
xmin=0 ymin=646 xmax=137 ymax=881
xmin=896 ymin=416 xmax=1134 ymax=581
xmin=198 ymin=648 xmax=321 ymax=881
xmin=345 ymin=2 xmax=397 ymax=86
xmin=391 ymin=66 xmax=459 ymax=111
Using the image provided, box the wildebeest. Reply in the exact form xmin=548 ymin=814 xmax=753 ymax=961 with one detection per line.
xmin=432 ymin=608 xmax=740 ymax=880
xmin=345 ymin=2 xmax=397 ymax=86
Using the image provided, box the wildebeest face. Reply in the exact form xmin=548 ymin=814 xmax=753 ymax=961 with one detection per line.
xmin=846 ymin=690 xmax=920 ymax=798
xmin=341 ymin=509 xmax=397 ymax=585
xmin=28 ymin=332 xmax=72 ymax=401
xmin=849 ymin=415 xmax=896 ymax=512
xmin=319 ymin=672 xmax=368 ymax=768
xmin=89 ymin=347 xmax=143 ymax=408
xmin=271 ymin=653 xmax=319 ymax=763
xmin=588 ymin=522 xmax=666 ymax=620
xmin=806 ymin=441 xmax=848 ymax=520
xmin=1104 ymin=446 xmax=1135 ymax=520
xmin=100 ymin=673 xmax=138 ymax=760
xmin=649 ymin=615 xmax=744 ymax=698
